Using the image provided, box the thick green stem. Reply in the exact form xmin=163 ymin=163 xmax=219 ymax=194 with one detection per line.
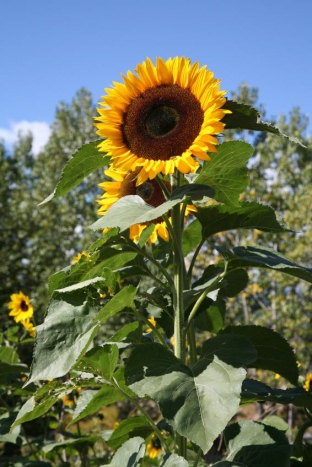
xmin=170 ymin=172 xmax=187 ymax=458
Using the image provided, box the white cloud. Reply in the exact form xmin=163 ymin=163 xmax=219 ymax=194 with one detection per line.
xmin=0 ymin=120 xmax=51 ymax=155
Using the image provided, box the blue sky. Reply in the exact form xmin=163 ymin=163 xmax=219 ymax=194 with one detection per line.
xmin=1 ymin=0 xmax=311 ymax=153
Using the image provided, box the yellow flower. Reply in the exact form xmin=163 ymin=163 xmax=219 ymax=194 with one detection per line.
xmin=304 ymin=373 xmax=312 ymax=392
xmin=8 ymin=291 xmax=34 ymax=323
xmin=72 ymin=251 xmax=91 ymax=264
xmin=146 ymin=434 xmax=162 ymax=459
xmin=20 ymin=318 xmax=36 ymax=338
xmin=97 ymin=167 xmax=196 ymax=243
xmin=61 ymin=387 xmax=82 ymax=407
xmin=146 ymin=316 xmax=157 ymax=332
xmin=95 ymin=57 xmax=230 ymax=184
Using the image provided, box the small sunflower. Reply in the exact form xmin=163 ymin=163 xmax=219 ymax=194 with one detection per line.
xmin=72 ymin=251 xmax=92 ymax=264
xmin=95 ymin=57 xmax=230 ymax=184
xmin=20 ymin=318 xmax=36 ymax=338
xmin=304 ymin=373 xmax=312 ymax=392
xmin=98 ymin=167 xmax=177 ymax=243
xmin=146 ymin=434 xmax=162 ymax=459
xmin=8 ymin=291 xmax=34 ymax=323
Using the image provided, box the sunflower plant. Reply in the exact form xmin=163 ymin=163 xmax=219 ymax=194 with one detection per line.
xmin=10 ymin=57 xmax=312 ymax=466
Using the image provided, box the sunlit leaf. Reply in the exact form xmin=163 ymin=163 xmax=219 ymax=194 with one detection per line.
xmin=224 ymin=420 xmax=291 ymax=467
xmin=107 ymin=416 xmax=153 ymax=450
xmin=95 ymin=285 xmax=136 ymax=323
xmin=26 ymin=299 xmax=100 ymax=384
xmin=195 ymin=141 xmax=254 ymax=206
xmin=125 ymin=341 xmax=252 ymax=452
xmin=160 ymin=453 xmax=189 ymax=467
xmin=39 ymin=141 xmax=110 ymax=204
xmin=110 ymin=436 xmax=146 ymax=467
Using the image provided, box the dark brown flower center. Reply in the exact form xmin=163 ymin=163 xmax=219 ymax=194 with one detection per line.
xmin=21 ymin=300 xmax=29 ymax=312
xmin=121 ymin=84 xmax=204 ymax=161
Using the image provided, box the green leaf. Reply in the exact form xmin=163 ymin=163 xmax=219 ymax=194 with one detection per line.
xmin=182 ymin=219 xmax=202 ymax=256
xmin=0 ymin=362 xmax=28 ymax=385
xmin=0 ymin=346 xmax=19 ymax=364
xmin=241 ymin=379 xmax=312 ymax=410
xmin=42 ymin=435 xmax=101 ymax=453
xmin=125 ymin=342 xmax=248 ymax=452
xmin=26 ymin=299 xmax=100 ymax=384
xmin=107 ymin=416 xmax=153 ymax=450
xmin=56 ymin=276 xmax=105 ymax=293
xmin=90 ymin=195 xmax=182 ymax=231
xmin=0 ymin=412 xmax=21 ymax=444
xmin=195 ymin=298 xmax=226 ymax=333
xmin=70 ymin=385 xmax=125 ymax=425
xmin=222 ymin=100 xmax=305 ymax=147
xmin=229 ymin=245 xmax=312 ymax=283
xmin=195 ymin=141 xmax=254 ymax=206
xmin=196 ymin=202 xmax=290 ymax=238
xmin=110 ymin=436 xmax=146 ymax=467
xmin=224 ymin=420 xmax=291 ymax=467
xmin=221 ymin=325 xmax=298 ymax=385
xmin=11 ymin=394 xmax=58 ymax=429
xmin=76 ymin=344 xmax=119 ymax=380
xmin=108 ymin=321 xmax=143 ymax=347
xmin=39 ymin=140 xmax=110 ymax=204
xmin=95 ymin=285 xmax=137 ymax=323
xmin=170 ymin=184 xmax=214 ymax=201
xmin=160 ymin=453 xmax=189 ymax=467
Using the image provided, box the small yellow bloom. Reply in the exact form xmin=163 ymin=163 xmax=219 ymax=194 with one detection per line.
xmin=72 ymin=251 xmax=92 ymax=264
xmin=146 ymin=434 xmax=162 ymax=459
xmin=20 ymin=318 xmax=36 ymax=338
xmin=61 ymin=387 xmax=82 ymax=407
xmin=8 ymin=291 xmax=34 ymax=323
xmin=304 ymin=373 xmax=312 ymax=392
xmin=146 ymin=316 xmax=157 ymax=332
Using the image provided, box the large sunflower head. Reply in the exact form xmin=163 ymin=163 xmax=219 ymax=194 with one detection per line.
xmin=8 ymin=291 xmax=34 ymax=323
xmin=95 ymin=57 xmax=230 ymax=184
xmin=97 ymin=167 xmax=173 ymax=243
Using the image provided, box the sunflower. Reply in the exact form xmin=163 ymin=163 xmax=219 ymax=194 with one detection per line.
xmin=304 ymin=372 xmax=312 ymax=392
xmin=8 ymin=291 xmax=34 ymax=323
xmin=95 ymin=57 xmax=230 ymax=184
xmin=20 ymin=318 xmax=36 ymax=338
xmin=146 ymin=434 xmax=162 ymax=459
xmin=97 ymin=167 xmax=195 ymax=243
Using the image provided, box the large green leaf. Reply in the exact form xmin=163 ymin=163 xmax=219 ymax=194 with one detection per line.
xmin=107 ymin=416 xmax=153 ymax=450
xmin=229 ymin=245 xmax=312 ymax=283
xmin=222 ymin=100 xmax=304 ymax=146
xmin=241 ymin=379 xmax=312 ymax=410
xmin=195 ymin=141 xmax=254 ymax=206
xmin=110 ymin=436 xmax=146 ymax=467
xmin=39 ymin=140 xmax=110 ymax=204
xmin=125 ymin=340 xmax=254 ymax=452
xmin=182 ymin=219 xmax=202 ymax=256
xmin=26 ymin=299 xmax=100 ymax=384
xmin=221 ymin=325 xmax=298 ymax=385
xmin=224 ymin=420 xmax=291 ymax=467
xmin=11 ymin=393 xmax=58 ymax=429
xmin=196 ymin=202 xmax=289 ymax=238
xmin=69 ymin=385 xmax=125 ymax=425
xmin=90 ymin=195 xmax=182 ymax=231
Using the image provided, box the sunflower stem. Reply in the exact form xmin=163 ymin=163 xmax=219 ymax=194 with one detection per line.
xmin=170 ymin=171 xmax=187 ymax=458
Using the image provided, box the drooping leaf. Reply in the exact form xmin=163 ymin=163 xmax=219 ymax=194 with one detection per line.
xmin=110 ymin=436 xmax=146 ymax=467
xmin=125 ymin=341 xmax=251 ymax=452
xmin=229 ymin=245 xmax=312 ymax=283
xmin=69 ymin=385 xmax=125 ymax=425
xmin=195 ymin=141 xmax=254 ymax=206
xmin=11 ymin=393 xmax=58 ymax=429
xmin=26 ymin=299 xmax=100 ymax=384
xmin=90 ymin=195 xmax=182 ymax=231
xmin=196 ymin=202 xmax=290 ymax=238
xmin=241 ymin=379 xmax=312 ymax=410
xmin=222 ymin=100 xmax=304 ymax=146
xmin=107 ymin=416 xmax=153 ymax=450
xmin=224 ymin=420 xmax=291 ymax=467
xmin=221 ymin=325 xmax=298 ymax=385
xmin=39 ymin=141 xmax=110 ymax=204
